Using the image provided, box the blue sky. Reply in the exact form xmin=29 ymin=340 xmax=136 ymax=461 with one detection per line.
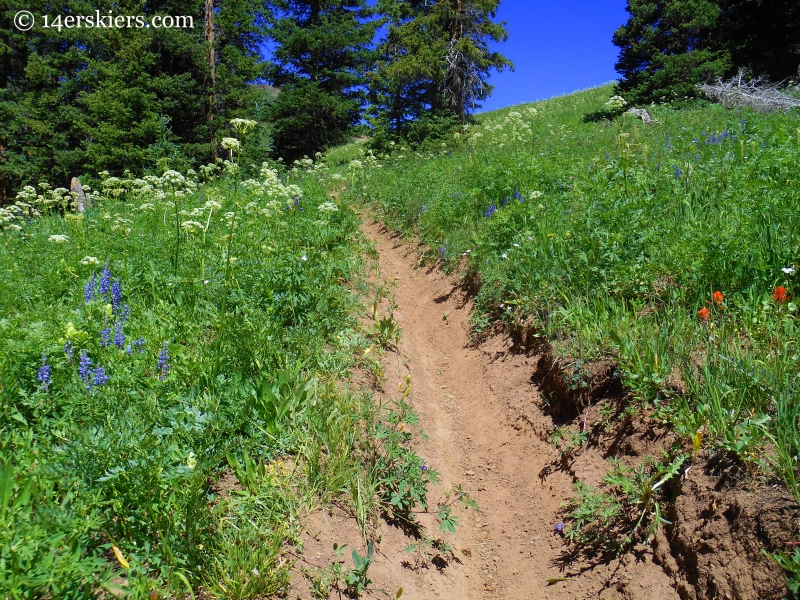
xmin=260 ymin=1 xmax=630 ymax=111
xmin=479 ymin=0 xmax=629 ymax=112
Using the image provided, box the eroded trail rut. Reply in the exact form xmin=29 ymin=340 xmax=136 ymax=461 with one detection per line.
xmin=293 ymin=220 xmax=677 ymax=599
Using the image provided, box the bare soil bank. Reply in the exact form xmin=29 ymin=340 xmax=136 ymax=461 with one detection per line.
xmin=288 ymin=219 xmax=798 ymax=600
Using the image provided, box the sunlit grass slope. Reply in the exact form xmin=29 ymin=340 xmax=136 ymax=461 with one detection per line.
xmin=350 ymin=85 xmax=800 ymax=497
xmin=0 ymin=165 xmax=374 ymax=596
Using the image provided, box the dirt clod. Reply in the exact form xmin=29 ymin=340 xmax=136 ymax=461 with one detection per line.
xmin=667 ymin=464 xmax=800 ymax=600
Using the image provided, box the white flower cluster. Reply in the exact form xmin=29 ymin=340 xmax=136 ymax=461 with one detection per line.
xmin=161 ymin=170 xmax=186 ymax=188
xmin=230 ymin=118 xmax=257 ymax=135
xmin=317 ymin=201 xmax=339 ymax=213
xmin=181 ymin=220 xmax=205 ymax=232
xmin=221 ymin=137 xmax=241 ymax=152
xmin=293 ymin=157 xmax=314 ymax=172
xmin=199 ymin=161 xmax=221 ymax=181
xmin=257 ymin=163 xmax=303 ymax=204
xmin=606 ymin=95 xmax=628 ymax=110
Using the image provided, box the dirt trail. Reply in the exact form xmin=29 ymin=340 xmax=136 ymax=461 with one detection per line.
xmin=292 ymin=220 xmax=677 ymax=599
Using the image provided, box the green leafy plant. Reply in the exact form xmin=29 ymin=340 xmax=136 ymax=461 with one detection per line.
xmin=564 ymin=453 xmax=686 ymax=554
xmin=769 ymin=547 xmax=800 ymax=595
xmin=344 ymin=542 xmax=374 ymax=597
xmin=250 ymin=370 xmax=316 ymax=438
xmin=370 ymin=380 xmax=439 ymax=526
xmin=372 ymin=313 xmax=402 ymax=349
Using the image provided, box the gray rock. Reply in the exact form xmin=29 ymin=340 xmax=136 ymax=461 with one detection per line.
xmin=70 ymin=177 xmax=89 ymax=212
xmin=625 ymin=107 xmax=658 ymax=124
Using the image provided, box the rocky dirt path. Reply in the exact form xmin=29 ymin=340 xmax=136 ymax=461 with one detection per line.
xmin=291 ymin=219 xmax=676 ymax=599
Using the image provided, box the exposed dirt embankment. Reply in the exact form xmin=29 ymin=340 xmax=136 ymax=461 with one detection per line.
xmin=290 ymin=219 xmax=798 ymax=600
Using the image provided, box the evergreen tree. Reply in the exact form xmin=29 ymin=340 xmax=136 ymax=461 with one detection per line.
xmin=719 ymin=0 xmax=800 ymax=83
xmin=613 ymin=0 xmax=730 ymax=104
xmin=369 ymin=0 xmax=510 ymax=147
xmin=265 ymin=0 xmax=377 ymax=163
xmin=0 ymin=0 xmax=265 ymax=197
xmin=613 ymin=0 xmax=800 ymax=104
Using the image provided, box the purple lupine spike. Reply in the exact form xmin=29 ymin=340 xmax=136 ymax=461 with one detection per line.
xmin=79 ymin=352 xmax=92 ymax=389
xmin=99 ymin=328 xmax=111 ymax=349
xmin=111 ymin=280 xmax=122 ymax=311
xmin=37 ymin=353 xmax=50 ymax=393
xmin=158 ymin=342 xmax=169 ymax=381
xmin=84 ymin=275 xmax=96 ymax=304
xmin=92 ymin=366 xmax=108 ymax=387
xmin=117 ymin=305 xmax=130 ymax=322
xmin=114 ymin=321 xmax=125 ymax=349
xmin=99 ymin=264 xmax=111 ymax=297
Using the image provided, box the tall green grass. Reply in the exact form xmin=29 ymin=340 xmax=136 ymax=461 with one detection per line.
xmin=345 ymin=85 xmax=800 ymax=496
xmin=0 ymin=160 xmax=375 ymax=596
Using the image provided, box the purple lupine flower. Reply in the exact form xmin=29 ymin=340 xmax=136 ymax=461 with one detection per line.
xmin=158 ymin=342 xmax=169 ymax=381
xmin=117 ymin=305 xmax=130 ymax=322
xmin=485 ymin=204 xmax=496 ymax=218
xmin=134 ymin=338 xmax=146 ymax=353
xmin=99 ymin=264 xmax=111 ymax=297
xmin=502 ymin=196 xmax=509 ymax=206
xmin=554 ymin=521 xmax=565 ymax=534
xmin=63 ymin=341 xmax=74 ymax=361
xmin=420 ymin=465 xmax=428 ymax=472
xmin=513 ymin=189 xmax=521 ymax=200
xmin=675 ymin=167 xmax=682 ymax=179
xmin=455 ymin=192 xmax=461 ymax=199
xmin=92 ymin=366 xmax=108 ymax=387
xmin=111 ymin=280 xmax=122 ymax=311
xmin=439 ymin=244 xmax=447 ymax=260
xmin=79 ymin=352 xmax=92 ymax=389
xmin=125 ymin=343 xmax=133 ymax=355
xmin=84 ymin=275 xmax=96 ymax=304
xmin=114 ymin=321 xmax=125 ymax=349
xmin=665 ymin=135 xmax=671 ymax=150
xmin=38 ymin=353 xmax=50 ymax=393
xmin=421 ymin=205 xmax=428 ymax=213
xmin=99 ymin=328 xmax=111 ymax=349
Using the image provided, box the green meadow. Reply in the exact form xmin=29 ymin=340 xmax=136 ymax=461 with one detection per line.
xmin=349 ymin=84 xmax=800 ymax=505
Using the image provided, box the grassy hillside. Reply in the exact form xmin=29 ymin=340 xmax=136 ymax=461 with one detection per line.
xmin=345 ymin=85 xmax=800 ymax=509
xmin=0 ymin=160 xmax=402 ymax=596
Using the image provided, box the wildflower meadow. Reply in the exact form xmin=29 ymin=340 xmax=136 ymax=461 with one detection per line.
xmin=344 ymin=84 xmax=800 ymax=560
xmin=0 ymin=132 xmax=386 ymax=596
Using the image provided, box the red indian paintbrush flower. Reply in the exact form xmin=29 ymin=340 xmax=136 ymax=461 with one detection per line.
xmin=698 ymin=307 xmax=711 ymax=322
xmin=712 ymin=291 xmax=724 ymax=305
xmin=773 ymin=286 xmax=789 ymax=304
